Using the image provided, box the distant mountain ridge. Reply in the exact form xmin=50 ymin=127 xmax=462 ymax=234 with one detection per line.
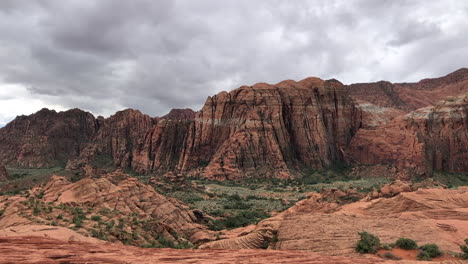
xmin=1 ymin=68 xmax=467 ymax=179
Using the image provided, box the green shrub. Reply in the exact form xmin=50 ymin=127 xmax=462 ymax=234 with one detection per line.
xmin=461 ymin=239 xmax=468 ymax=259
xmin=419 ymin=244 xmax=441 ymax=258
xmin=395 ymin=238 xmax=418 ymax=250
xmin=381 ymin=244 xmax=392 ymax=250
xmin=355 ymin=232 xmax=380 ymax=253
xmin=383 ymin=252 xmax=401 ymax=260
xmin=91 ymin=215 xmax=101 ymax=222
xmin=417 ymin=250 xmax=432 ymax=261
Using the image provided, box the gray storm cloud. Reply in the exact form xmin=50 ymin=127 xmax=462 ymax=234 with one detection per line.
xmin=0 ymin=0 xmax=467 ymax=126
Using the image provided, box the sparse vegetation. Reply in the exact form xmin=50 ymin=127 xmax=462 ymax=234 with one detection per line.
xmin=460 ymin=239 xmax=468 ymax=259
xmin=417 ymin=250 xmax=432 ymax=261
xmin=419 ymin=244 xmax=442 ymax=259
xmin=383 ymin=252 xmax=401 ymax=260
xmin=395 ymin=238 xmax=418 ymax=250
xmin=355 ymin=232 xmax=380 ymax=254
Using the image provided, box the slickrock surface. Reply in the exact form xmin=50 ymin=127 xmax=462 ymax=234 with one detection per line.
xmin=0 ymin=171 xmax=212 ymax=245
xmin=347 ymin=94 xmax=468 ymax=175
xmin=0 ymin=236 xmax=393 ymax=264
xmin=178 ymin=78 xmax=361 ymax=179
xmin=201 ymin=188 xmax=468 ymax=256
xmin=0 ymin=165 xmax=8 ymax=181
xmin=0 ymin=108 xmax=98 ymax=168
xmin=348 ymin=68 xmax=468 ymax=111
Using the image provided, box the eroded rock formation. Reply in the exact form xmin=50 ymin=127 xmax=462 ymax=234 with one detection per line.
xmin=347 ymin=94 xmax=468 ymax=176
xmin=0 ymin=69 xmax=467 ymax=179
xmin=178 ymin=78 xmax=361 ymax=179
xmin=201 ymin=187 xmax=468 ymax=255
xmin=348 ymin=68 xmax=468 ymax=111
xmin=0 ymin=171 xmax=212 ymax=245
xmin=0 ymin=108 xmax=98 ymax=168
xmin=66 ymin=109 xmax=155 ymax=170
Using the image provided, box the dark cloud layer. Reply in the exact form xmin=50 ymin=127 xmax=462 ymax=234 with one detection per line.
xmin=0 ymin=0 xmax=467 ymax=125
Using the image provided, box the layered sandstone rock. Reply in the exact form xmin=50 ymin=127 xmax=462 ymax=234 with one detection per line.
xmin=347 ymin=94 xmax=468 ymax=176
xmin=66 ymin=109 xmax=155 ymax=170
xmin=131 ymin=109 xmax=195 ymax=174
xmin=0 ymin=108 xmax=98 ymax=168
xmin=0 ymin=236 xmax=390 ymax=264
xmin=177 ymin=78 xmax=361 ymax=179
xmin=37 ymin=171 xmax=211 ymax=244
xmin=0 ymin=165 xmax=9 ymax=181
xmin=348 ymin=68 xmax=468 ymax=111
xmin=202 ymin=188 xmax=468 ymax=256
xmin=0 ymin=171 xmax=212 ymax=246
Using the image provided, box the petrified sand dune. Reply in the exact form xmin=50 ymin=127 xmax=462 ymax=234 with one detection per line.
xmin=0 ymin=171 xmax=213 ymax=245
xmin=202 ymin=188 xmax=468 ymax=256
xmin=0 ymin=236 xmax=395 ymax=264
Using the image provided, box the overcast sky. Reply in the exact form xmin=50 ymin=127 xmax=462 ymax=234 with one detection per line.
xmin=0 ymin=0 xmax=467 ymax=126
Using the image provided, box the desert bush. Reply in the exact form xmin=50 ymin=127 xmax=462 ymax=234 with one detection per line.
xmin=419 ymin=244 xmax=442 ymax=258
xmin=381 ymin=243 xmax=392 ymax=250
xmin=355 ymin=232 xmax=380 ymax=253
xmin=91 ymin=215 xmax=101 ymax=222
xmin=417 ymin=250 xmax=432 ymax=261
xmin=395 ymin=238 xmax=418 ymax=250
xmin=383 ymin=252 xmax=401 ymax=260
xmin=461 ymin=239 xmax=468 ymax=259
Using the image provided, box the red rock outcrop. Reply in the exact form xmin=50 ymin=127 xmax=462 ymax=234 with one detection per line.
xmin=66 ymin=109 xmax=155 ymax=170
xmin=177 ymin=78 xmax=361 ymax=179
xmin=347 ymin=94 xmax=468 ymax=176
xmin=1 ymin=69 xmax=467 ymax=179
xmin=201 ymin=188 xmax=468 ymax=256
xmin=0 ymin=108 xmax=98 ymax=168
xmin=0 ymin=171 xmax=212 ymax=245
xmin=348 ymin=68 xmax=468 ymax=111
xmin=0 ymin=165 xmax=9 ymax=181
xmin=0 ymin=236 xmax=391 ymax=264
xmin=131 ymin=109 xmax=195 ymax=174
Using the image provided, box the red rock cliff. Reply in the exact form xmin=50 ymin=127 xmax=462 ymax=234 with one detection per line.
xmin=176 ymin=78 xmax=361 ymax=179
xmin=347 ymin=94 xmax=468 ymax=175
xmin=66 ymin=109 xmax=155 ymax=169
xmin=0 ymin=108 xmax=98 ymax=168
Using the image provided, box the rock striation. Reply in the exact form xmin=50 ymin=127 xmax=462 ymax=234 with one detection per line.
xmin=0 ymin=108 xmax=98 ymax=168
xmin=0 ymin=171 xmax=212 ymax=245
xmin=348 ymin=68 xmax=468 ymax=111
xmin=201 ymin=187 xmax=468 ymax=255
xmin=1 ymin=69 xmax=467 ymax=179
xmin=66 ymin=109 xmax=155 ymax=170
xmin=177 ymin=78 xmax=361 ymax=179
xmin=347 ymin=94 xmax=468 ymax=176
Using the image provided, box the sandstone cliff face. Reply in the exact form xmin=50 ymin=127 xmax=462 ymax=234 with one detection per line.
xmin=0 ymin=108 xmax=98 ymax=168
xmin=177 ymin=78 xmax=361 ymax=179
xmin=131 ymin=109 xmax=195 ymax=174
xmin=348 ymin=68 xmax=468 ymax=111
xmin=347 ymin=94 xmax=468 ymax=175
xmin=66 ymin=109 xmax=155 ymax=169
